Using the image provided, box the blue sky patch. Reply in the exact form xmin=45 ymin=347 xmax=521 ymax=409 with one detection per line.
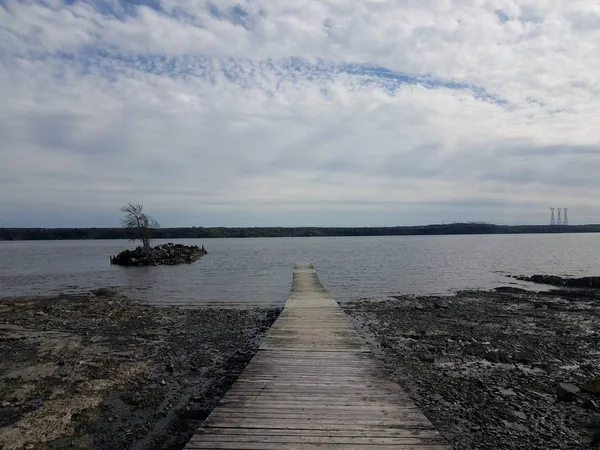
xmin=495 ymin=9 xmax=510 ymax=24
xmin=207 ymin=2 xmax=250 ymax=29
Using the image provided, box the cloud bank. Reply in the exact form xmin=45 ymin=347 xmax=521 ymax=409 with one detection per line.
xmin=1 ymin=0 xmax=599 ymax=226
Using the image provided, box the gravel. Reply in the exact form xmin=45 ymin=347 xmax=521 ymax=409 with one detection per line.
xmin=0 ymin=290 xmax=279 ymax=450
xmin=343 ymin=285 xmax=600 ymax=450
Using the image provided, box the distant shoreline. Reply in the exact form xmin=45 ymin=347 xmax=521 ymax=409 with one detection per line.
xmin=1 ymin=223 xmax=600 ymax=240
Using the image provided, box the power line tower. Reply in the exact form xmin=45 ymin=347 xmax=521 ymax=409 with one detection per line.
xmin=563 ymin=208 xmax=568 ymax=226
xmin=550 ymin=207 xmax=556 ymax=225
xmin=556 ymin=208 xmax=562 ymax=226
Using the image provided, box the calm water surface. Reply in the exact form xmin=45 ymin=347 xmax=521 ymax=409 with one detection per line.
xmin=1 ymin=234 xmax=599 ymax=307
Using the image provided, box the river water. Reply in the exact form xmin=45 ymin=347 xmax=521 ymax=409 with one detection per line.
xmin=0 ymin=234 xmax=599 ymax=307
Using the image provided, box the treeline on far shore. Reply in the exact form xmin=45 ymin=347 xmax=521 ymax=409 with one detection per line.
xmin=2 ymin=223 xmax=600 ymax=241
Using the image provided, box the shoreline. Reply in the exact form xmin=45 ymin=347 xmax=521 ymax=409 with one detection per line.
xmin=3 ymin=224 xmax=600 ymax=241
xmin=0 ymin=290 xmax=279 ymax=450
xmin=343 ymin=286 xmax=600 ymax=449
xmin=2 ymin=280 xmax=599 ymax=449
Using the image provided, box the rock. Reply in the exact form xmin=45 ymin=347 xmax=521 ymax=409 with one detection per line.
xmin=557 ymin=382 xmax=580 ymax=402
xmin=494 ymin=286 xmax=528 ymax=294
xmin=419 ymin=354 xmax=435 ymax=363
xmin=498 ymin=388 xmax=517 ymax=397
xmin=581 ymin=379 xmax=600 ymax=396
xmin=502 ymin=419 xmax=528 ymax=432
xmin=582 ymin=399 xmax=598 ymax=410
xmin=402 ymin=332 xmax=423 ymax=340
xmin=514 ymin=274 xmax=600 ymax=289
xmin=414 ymin=303 xmax=425 ymax=310
xmin=512 ymin=410 xmax=527 ymax=421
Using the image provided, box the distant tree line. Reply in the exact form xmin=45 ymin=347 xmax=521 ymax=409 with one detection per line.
xmin=2 ymin=223 xmax=600 ymax=241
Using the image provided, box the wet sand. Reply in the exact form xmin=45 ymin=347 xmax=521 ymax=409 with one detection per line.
xmin=343 ymin=286 xmax=600 ymax=450
xmin=0 ymin=290 xmax=279 ymax=450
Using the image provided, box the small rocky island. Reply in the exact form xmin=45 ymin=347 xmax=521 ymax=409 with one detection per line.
xmin=110 ymin=203 xmax=207 ymax=266
xmin=110 ymin=243 xmax=207 ymax=266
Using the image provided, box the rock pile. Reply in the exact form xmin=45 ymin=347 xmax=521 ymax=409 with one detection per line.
xmin=110 ymin=243 xmax=207 ymax=266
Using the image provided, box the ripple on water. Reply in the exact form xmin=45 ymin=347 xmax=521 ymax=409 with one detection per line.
xmin=1 ymin=234 xmax=599 ymax=307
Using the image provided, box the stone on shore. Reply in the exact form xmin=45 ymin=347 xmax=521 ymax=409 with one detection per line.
xmin=557 ymin=382 xmax=580 ymax=402
xmin=514 ymin=274 xmax=600 ymax=289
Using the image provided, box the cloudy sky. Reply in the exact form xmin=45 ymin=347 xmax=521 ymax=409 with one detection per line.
xmin=1 ymin=0 xmax=599 ymax=227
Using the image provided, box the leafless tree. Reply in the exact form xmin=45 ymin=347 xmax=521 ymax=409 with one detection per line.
xmin=120 ymin=203 xmax=159 ymax=250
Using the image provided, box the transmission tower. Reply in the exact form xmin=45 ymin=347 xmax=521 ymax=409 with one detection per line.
xmin=557 ymin=208 xmax=562 ymax=226
xmin=550 ymin=207 xmax=556 ymax=225
xmin=563 ymin=208 xmax=568 ymax=226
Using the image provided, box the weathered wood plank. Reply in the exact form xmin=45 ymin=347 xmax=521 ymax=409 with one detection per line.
xmin=214 ymin=406 xmax=419 ymax=412
xmin=195 ymin=428 xmax=443 ymax=437
xmin=203 ymin=418 xmax=435 ymax=428
xmin=208 ymin=411 xmax=429 ymax=420
xmin=189 ymin=435 xmax=441 ymax=444
xmin=187 ymin=443 xmax=447 ymax=450
xmin=184 ymin=263 xmax=449 ymax=449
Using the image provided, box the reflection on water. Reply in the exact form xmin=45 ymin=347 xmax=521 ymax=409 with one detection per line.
xmin=1 ymin=234 xmax=599 ymax=307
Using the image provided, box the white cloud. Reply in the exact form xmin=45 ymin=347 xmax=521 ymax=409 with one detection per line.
xmin=1 ymin=0 xmax=599 ymax=226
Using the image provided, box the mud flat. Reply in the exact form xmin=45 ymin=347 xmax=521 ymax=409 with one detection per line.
xmin=0 ymin=290 xmax=279 ymax=450
xmin=343 ymin=284 xmax=600 ymax=450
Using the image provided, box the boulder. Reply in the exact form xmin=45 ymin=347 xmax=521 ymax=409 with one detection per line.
xmin=557 ymin=382 xmax=579 ymax=402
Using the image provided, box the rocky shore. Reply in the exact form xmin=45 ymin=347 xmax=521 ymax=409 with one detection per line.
xmin=513 ymin=274 xmax=600 ymax=289
xmin=343 ymin=283 xmax=600 ymax=449
xmin=0 ymin=290 xmax=279 ymax=450
xmin=110 ymin=243 xmax=207 ymax=266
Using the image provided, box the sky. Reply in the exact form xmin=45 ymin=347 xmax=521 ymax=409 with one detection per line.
xmin=1 ymin=0 xmax=599 ymax=227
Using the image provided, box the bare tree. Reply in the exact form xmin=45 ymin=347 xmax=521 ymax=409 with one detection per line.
xmin=120 ymin=203 xmax=159 ymax=250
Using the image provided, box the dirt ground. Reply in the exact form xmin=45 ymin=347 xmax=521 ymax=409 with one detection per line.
xmin=0 ymin=290 xmax=279 ymax=450
xmin=344 ymin=285 xmax=600 ymax=450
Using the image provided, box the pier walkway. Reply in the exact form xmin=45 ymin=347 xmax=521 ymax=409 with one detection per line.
xmin=185 ymin=263 xmax=449 ymax=449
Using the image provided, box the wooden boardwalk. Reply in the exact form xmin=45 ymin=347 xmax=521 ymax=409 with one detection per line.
xmin=185 ymin=263 xmax=450 ymax=449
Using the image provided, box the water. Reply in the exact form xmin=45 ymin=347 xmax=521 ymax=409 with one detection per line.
xmin=0 ymin=234 xmax=599 ymax=307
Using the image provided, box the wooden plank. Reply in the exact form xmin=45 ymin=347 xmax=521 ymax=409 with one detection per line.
xmin=187 ymin=443 xmax=447 ymax=450
xmin=194 ymin=428 xmax=443 ymax=438
xmin=189 ymin=435 xmax=442 ymax=444
xmin=208 ymin=411 xmax=428 ymax=420
xmin=221 ymin=400 xmax=407 ymax=405
xmin=203 ymin=418 xmax=435 ymax=428
xmin=214 ymin=406 xmax=419 ymax=412
xmin=184 ymin=263 xmax=450 ymax=449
